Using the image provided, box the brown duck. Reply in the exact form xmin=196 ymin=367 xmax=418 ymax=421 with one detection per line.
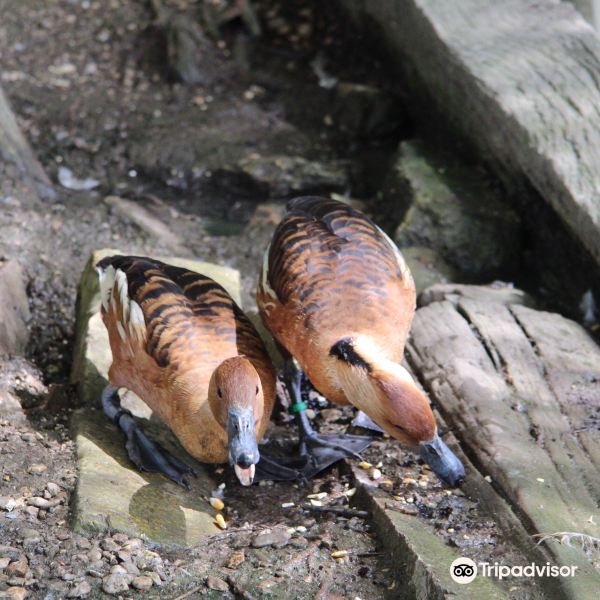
xmin=96 ymin=255 xmax=276 ymax=486
xmin=257 ymin=197 xmax=465 ymax=486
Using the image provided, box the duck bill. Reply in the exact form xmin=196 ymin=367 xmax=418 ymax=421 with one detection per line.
xmin=419 ymin=433 xmax=465 ymax=487
xmin=227 ymin=407 xmax=259 ymax=487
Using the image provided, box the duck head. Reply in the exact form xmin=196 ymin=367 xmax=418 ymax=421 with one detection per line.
xmin=209 ymin=356 xmax=263 ymax=486
xmin=330 ymin=336 xmax=465 ymax=487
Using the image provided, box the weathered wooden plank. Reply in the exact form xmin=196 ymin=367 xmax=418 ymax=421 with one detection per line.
xmin=339 ymin=0 xmax=600 ymax=272
xmin=407 ymin=299 xmax=600 ymax=598
xmin=418 ymin=283 xmax=535 ymax=309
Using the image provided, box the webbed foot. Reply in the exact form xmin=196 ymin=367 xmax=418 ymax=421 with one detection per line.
xmin=101 ymin=385 xmax=196 ymax=487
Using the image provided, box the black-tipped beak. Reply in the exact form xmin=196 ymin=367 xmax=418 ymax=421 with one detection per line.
xmin=419 ymin=433 xmax=465 ymax=487
xmin=227 ymin=407 xmax=259 ymax=486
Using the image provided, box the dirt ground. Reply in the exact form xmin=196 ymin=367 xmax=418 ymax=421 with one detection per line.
xmin=0 ymin=1 xmax=551 ymax=599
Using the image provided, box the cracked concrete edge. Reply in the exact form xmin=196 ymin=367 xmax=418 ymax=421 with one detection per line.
xmin=351 ymin=466 xmax=508 ymax=600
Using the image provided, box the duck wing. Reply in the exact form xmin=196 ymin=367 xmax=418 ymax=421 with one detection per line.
xmin=96 ymin=256 xmax=267 ymax=374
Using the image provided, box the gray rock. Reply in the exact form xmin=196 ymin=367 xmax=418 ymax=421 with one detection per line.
xmin=0 ymin=547 xmax=22 ymax=562
xmin=100 ymin=538 xmax=119 ymax=553
xmin=19 ymin=528 xmax=40 ymax=546
xmin=3 ymin=587 xmax=28 ymax=600
xmin=0 ymin=497 xmax=16 ymax=512
xmin=121 ymin=561 xmax=140 ymax=576
xmin=132 ymin=575 xmax=153 ymax=591
xmin=0 ymin=259 xmax=30 ymax=357
xmin=388 ymin=141 xmax=521 ymax=279
xmin=102 ymin=572 xmax=130 ymax=595
xmin=5 ymin=558 xmax=28 ymax=578
xmin=237 ymin=154 xmax=349 ymax=197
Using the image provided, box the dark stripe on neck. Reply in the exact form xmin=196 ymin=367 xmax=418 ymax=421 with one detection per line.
xmin=329 ymin=338 xmax=372 ymax=372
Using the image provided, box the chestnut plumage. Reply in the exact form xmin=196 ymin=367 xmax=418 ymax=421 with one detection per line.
xmin=97 ymin=255 xmax=276 ymax=486
xmin=257 ymin=197 xmax=464 ymax=486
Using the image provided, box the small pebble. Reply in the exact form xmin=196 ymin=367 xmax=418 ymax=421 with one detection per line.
xmin=112 ymin=533 xmax=128 ymax=545
xmin=132 ymin=575 xmax=153 ymax=591
xmin=6 ymin=559 xmax=29 ymax=578
xmin=206 ymin=575 xmax=229 ymax=592
xmin=68 ymin=580 xmax=91 ymax=598
xmin=0 ymin=497 xmax=16 ymax=512
xmin=251 ymin=527 xmax=291 ymax=549
xmin=4 ymin=587 xmax=27 ymax=600
xmin=100 ymin=538 xmax=119 ymax=552
xmin=27 ymin=463 xmax=47 ymax=474
xmin=46 ymin=482 xmax=61 ymax=497
xmin=225 ymin=549 xmax=245 ymax=569
xmin=102 ymin=572 xmax=130 ymax=595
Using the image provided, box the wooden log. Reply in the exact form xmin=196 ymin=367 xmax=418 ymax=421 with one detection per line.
xmin=406 ymin=297 xmax=600 ymax=598
xmin=0 ymin=85 xmax=54 ymax=199
xmin=338 ymin=0 xmax=600 ymax=274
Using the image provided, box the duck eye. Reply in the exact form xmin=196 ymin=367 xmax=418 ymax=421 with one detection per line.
xmin=255 ymin=385 xmax=259 ymax=395
xmin=217 ymin=388 xmax=223 ymax=398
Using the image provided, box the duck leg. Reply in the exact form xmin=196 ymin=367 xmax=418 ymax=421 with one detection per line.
xmin=254 ymin=361 xmax=372 ymax=482
xmin=285 ymin=360 xmax=373 ymax=461
xmin=101 ymin=385 xmax=196 ymax=487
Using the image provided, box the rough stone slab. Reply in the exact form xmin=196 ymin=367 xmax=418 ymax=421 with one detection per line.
xmin=389 ymin=140 xmax=521 ymax=279
xmin=406 ymin=299 xmax=600 ymax=598
xmin=352 ymin=468 xmax=508 ymax=600
xmin=72 ymin=409 xmax=216 ymax=545
xmin=70 ymin=249 xmax=241 ymax=545
xmin=0 ymin=259 xmax=30 ymax=356
xmin=339 ymin=0 xmax=600 ymax=274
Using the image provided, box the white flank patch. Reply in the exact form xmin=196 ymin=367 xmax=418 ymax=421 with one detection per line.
xmin=115 ymin=269 xmax=130 ymax=323
xmin=97 ymin=265 xmax=116 ymax=311
xmin=116 ymin=320 xmax=127 ymax=342
xmin=375 ymin=224 xmax=412 ymax=284
xmin=128 ymin=300 xmax=146 ymax=341
xmin=260 ymin=244 xmax=277 ymax=299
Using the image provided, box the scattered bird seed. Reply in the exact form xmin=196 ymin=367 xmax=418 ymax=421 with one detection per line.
xmin=209 ymin=498 xmax=224 ymax=511
xmin=215 ymin=514 xmax=227 ymax=530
